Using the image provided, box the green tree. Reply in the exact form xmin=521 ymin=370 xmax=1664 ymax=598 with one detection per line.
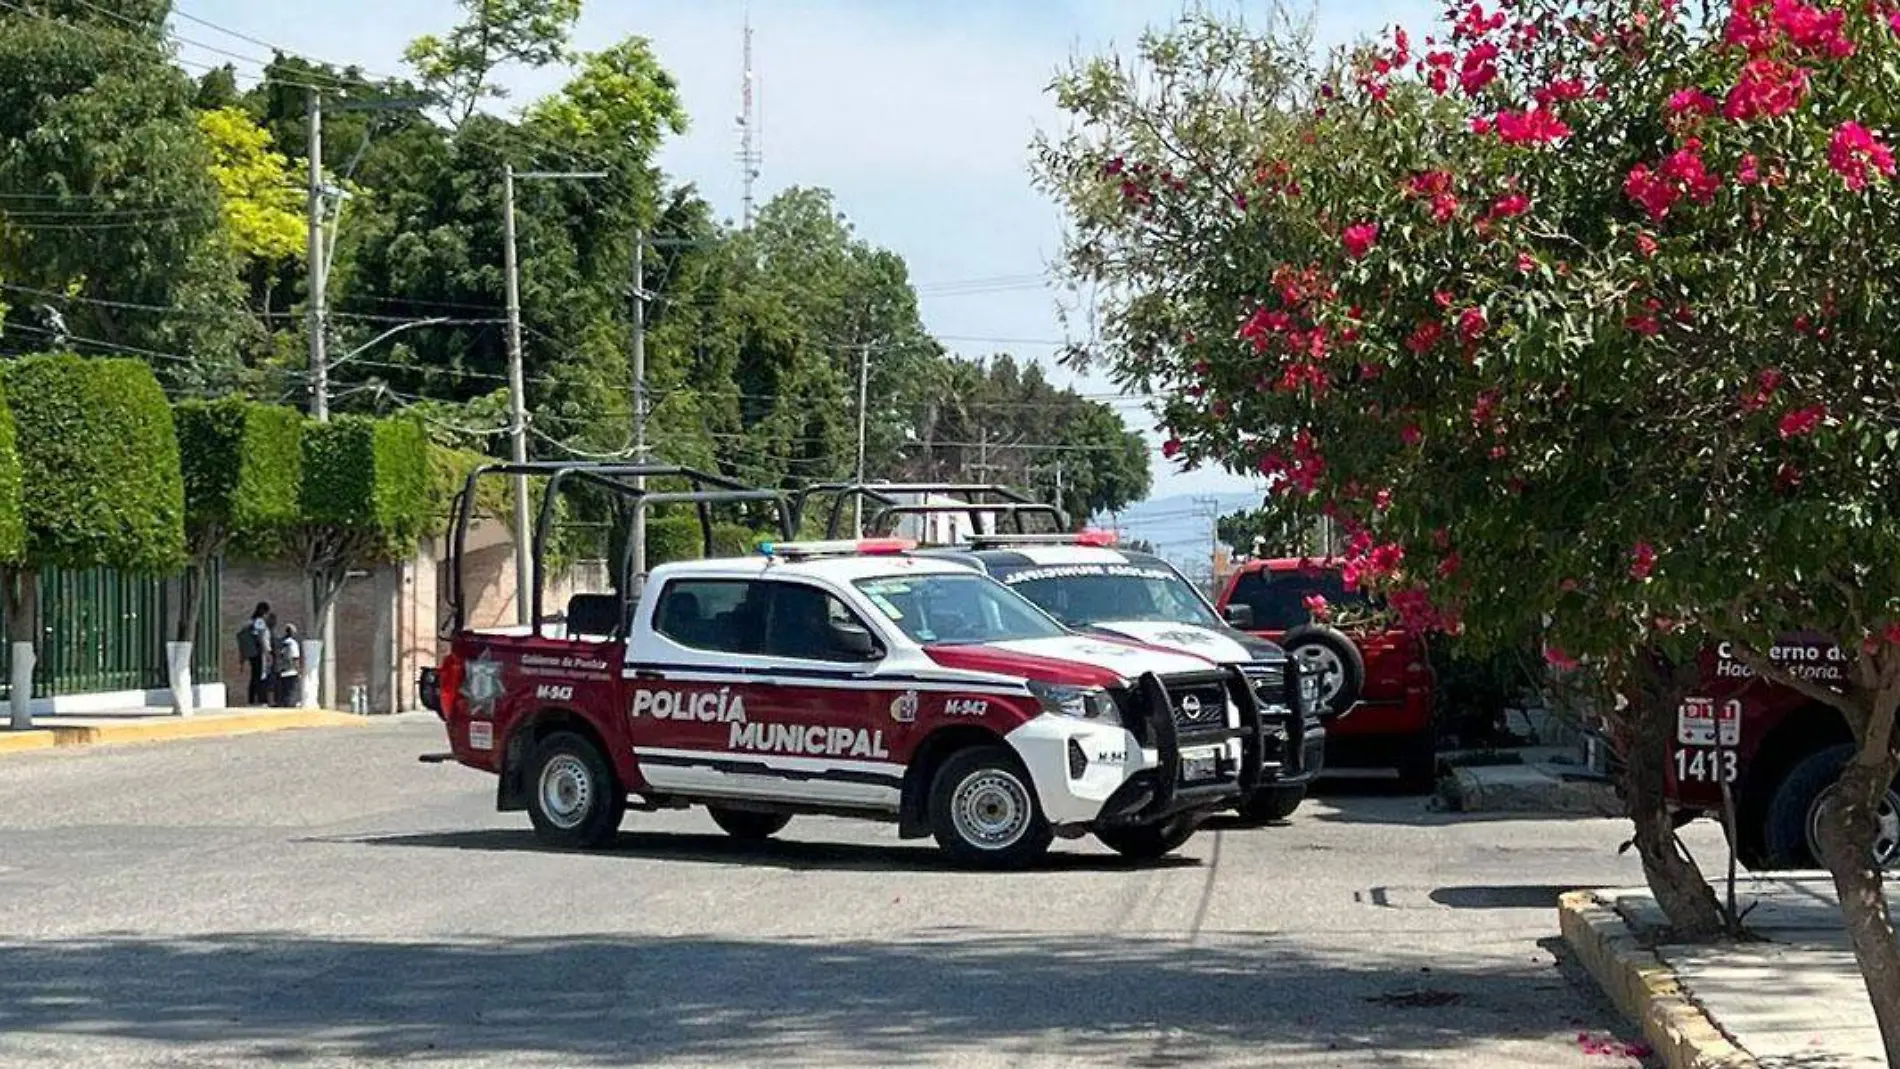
xmin=293 ymin=416 xmax=430 ymax=705
xmin=405 ymin=0 xmax=583 ymax=127
xmin=198 ymin=107 xmax=306 ymax=265
xmin=0 ymin=354 xmax=183 ymax=727
xmin=0 ymin=0 xmax=243 ymax=388
xmin=173 ymin=399 xmax=302 ymax=643
xmin=1039 ymin=0 xmax=1900 ymax=1044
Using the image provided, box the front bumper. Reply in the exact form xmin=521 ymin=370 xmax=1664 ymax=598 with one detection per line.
xmin=1006 ymin=666 xmax=1260 ymax=828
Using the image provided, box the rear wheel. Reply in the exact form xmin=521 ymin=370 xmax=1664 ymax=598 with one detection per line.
xmin=1235 ymin=784 xmax=1307 ymax=825
xmin=1763 ymin=745 xmax=1900 ymax=870
xmin=1096 ymin=815 xmax=1200 ymax=860
xmin=929 ymin=747 xmax=1053 ymax=869
xmin=708 ymin=806 xmax=792 ymax=841
xmin=526 ymin=731 xmax=625 ymax=849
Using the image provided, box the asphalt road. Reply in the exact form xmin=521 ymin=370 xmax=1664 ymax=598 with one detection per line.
xmin=0 ymin=717 xmax=1706 ymax=1067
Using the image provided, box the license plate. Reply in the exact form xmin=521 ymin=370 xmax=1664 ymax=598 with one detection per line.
xmin=1181 ymin=748 xmax=1219 ymax=783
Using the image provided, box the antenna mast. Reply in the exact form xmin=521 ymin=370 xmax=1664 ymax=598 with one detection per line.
xmin=737 ymin=15 xmax=763 ymax=228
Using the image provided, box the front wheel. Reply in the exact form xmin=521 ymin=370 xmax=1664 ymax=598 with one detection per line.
xmin=1235 ymin=784 xmax=1307 ymax=825
xmin=708 ymin=806 xmax=792 ymax=841
xmin=1762 ymin=745 xmax=1900 ymax=870
xmin=929 ymin=747 xmax=1053 ymax=869
xmin=526 ymin=731 xmax=625 ymax=849
xmin=1096 ymin=815 xmax=1201 ymax=860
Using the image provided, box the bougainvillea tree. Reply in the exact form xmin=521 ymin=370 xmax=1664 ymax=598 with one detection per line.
xmin=1039 ymin=1 xmax=1900 ymax=1046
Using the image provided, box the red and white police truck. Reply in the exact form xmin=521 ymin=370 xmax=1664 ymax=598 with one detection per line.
xmin=421 ymin=464 xmax=1265 ymax=867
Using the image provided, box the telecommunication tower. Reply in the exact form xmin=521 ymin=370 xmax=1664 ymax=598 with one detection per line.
xmin=736 ymin=16 xmax=763 ymax=228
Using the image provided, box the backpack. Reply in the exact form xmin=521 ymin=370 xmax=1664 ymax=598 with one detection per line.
xmin=236 ymin=623 xmax=260 ymax=660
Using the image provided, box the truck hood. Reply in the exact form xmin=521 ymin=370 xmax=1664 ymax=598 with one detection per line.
xmin=1081 ymin=620 xmax=1283 ymax=665
xmin=923 ymin=634 xmax=1221 ymax=688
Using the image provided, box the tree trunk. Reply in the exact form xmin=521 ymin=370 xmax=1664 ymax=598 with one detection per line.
xmin=1816 ymin=745 xmax=1900 ymax=1064
xmin=1619 ymin=654 xmax=1727 ymax=939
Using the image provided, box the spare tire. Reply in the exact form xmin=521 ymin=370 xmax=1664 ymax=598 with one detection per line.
xmin=1282 ymin=625 xmax=1366 ymax=714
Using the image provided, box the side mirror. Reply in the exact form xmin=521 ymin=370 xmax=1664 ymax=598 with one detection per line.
xmin=831 ymin=622 xmax=880 ymax=660
xmin=1222 ymin=603 xmax=1255 ymax=629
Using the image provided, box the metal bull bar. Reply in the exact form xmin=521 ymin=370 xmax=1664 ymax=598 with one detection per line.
xmin=1104 ymin=665 xmax=1264 ymax=825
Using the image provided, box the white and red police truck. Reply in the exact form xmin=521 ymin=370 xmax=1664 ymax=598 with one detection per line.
xmin=421 ymin=464 xmax=1265 ymax=868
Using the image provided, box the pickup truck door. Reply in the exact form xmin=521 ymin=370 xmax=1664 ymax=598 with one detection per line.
xmin=630 ymin=577 xmax=903 ymax=812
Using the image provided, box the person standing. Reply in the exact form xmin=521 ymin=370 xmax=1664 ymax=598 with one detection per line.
xmin=274 ymin=625 xmax=302 ymax=708
xmin=239 ymin=603 xmax=271 ymax=706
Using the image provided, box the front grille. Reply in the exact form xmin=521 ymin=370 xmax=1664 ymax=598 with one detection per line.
xmin=1164 ymin=676 xmax=1230 ymax=731
xmin=1243 ymin=663 xmax=1291 ymax=712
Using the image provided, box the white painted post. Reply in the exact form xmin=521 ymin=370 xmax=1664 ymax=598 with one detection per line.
xmin=164 ymin=640 xmax=196 ymax=717
xmin=299 ymin=639 xmax=324 ymax=709
xmin=8 ymin=641 xmax=33 ymax=730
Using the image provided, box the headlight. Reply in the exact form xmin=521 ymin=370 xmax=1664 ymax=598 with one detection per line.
xmin=1026 ymin=681 xmax=1121 ymax=726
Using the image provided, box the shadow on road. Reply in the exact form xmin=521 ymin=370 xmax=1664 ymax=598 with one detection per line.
xmin=323 ymin=828 xmax=1203 ymax=875
xmin=1429 ymin=885 xmax=1576 ymax=910
xmin=0 ymin=929 xmax=1643 ymax=1065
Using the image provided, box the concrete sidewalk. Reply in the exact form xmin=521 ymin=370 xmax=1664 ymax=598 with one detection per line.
xmin=0 ymin=706 xmax=366 ymax=755
xmin=1564 ymin=875 xmax=1884 ymax=1068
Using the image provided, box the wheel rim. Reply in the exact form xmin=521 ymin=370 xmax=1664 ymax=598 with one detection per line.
xmin=539 ymin=754 xmax=593 ymax=830
xmin=1807 ymin=785 xmax=1900 ymax=868
xmin=1293 ymin=644 xmax=1345 ymax=705
xmin=951 ymin=769 xmax=1033 ymax=850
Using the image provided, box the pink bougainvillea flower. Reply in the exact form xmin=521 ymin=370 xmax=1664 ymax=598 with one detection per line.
xmin=1629 ymin=541 xmax=1656 ymax=580
xmin=1516 ymin=251 xmax=1537 ymax=273
xmin=1460 ymin=42 xmax=1501 ymax=94
xmin=1625 ymin=164 xmax=1677 ymax=221
xmin=1303 ymin=594 xmax=1331 ymax=621
xmin=1775 ymin=461 xmax=1803 ymax=491
xmin=1635 ymin=231 xmax=1660 ymax=258
xmin=1406 ymin=320 xmax=1444 ymax=354
xmin=1437 ymin=551 xmax=1462 ymax=578
xmin=1533 ymin=77 xmax=1586 ymax=106
xmin=1771 ymin=0 xmax=1855 ymax=57
xmin=1489 ymin=192 xmax=1531 ymax=218
xmin=1828 ymin=121 xmax=1896 ymax=191
xmin=1493 ymin=108 xmax=1571 ymax=146
xmin=1662 ymin=141 xmax=1722 ymax=203
xmin=1408 ymin=169 xmax=1453 ymax=197
xmin=1428 ymin=192 xmax=1460 ymax=224
xmin=1666 ymin=87 xmax=1719 ymax=116
xmin=1545 ymin=647 xmax=1581 ymax=672
xmin=1162 ymin=438 xmax=1182 ymax=459
xmin=1342 ymin=222 xmax=1380 ymax=258
xmin=1739 ymin=367 xmax=1783 ymax=412
xmin=1736 ymin=153 xmax=1763 ymax=185
xmin=1400 ymin=423 xmax=1422 ymax=446
xmin=1457 ymin=307 xmax=1489 ymax=341
xmin=1778 ymin=405 xmax=1825 ymax=438
xmin=1626 ymin=313 xmax=1661 ymax=336
xmin=1723 ymin=59 xmax=1811 ymax=122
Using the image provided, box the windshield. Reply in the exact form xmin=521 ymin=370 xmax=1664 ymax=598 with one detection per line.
xmin=992 ymin=563 xmax=1224 ymax=629
xmin=854 ymin=572 xmax=1069 ymax=645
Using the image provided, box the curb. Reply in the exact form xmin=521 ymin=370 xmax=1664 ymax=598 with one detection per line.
xmin=1445 ymin=766 xmax=1622 ymax=815
xmin=1558 ymin=890 xmax=1758 ymax=1069
xmin=0 ymin=710 xmax=365 ymax=755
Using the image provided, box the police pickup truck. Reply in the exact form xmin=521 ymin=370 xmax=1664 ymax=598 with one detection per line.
xmin=424 ymin=531 xmax=1266 ymax=868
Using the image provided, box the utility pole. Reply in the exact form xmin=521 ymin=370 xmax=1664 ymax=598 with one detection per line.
xmin=499 ymin=168 xmax=607 ymax=626
xmin=629 ymin=227 xmax=648 ymax=587
xmin=306 ymin=88 xmax=327 ymax=422
xmin=852 ymin=343 xmax=870 ymax=536
xmin=501 ymin=165 xmax=532 ymax=625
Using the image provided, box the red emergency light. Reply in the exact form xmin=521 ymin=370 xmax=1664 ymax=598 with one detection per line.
xmin=759 ymin=537 xmax=918 ymax=560
xmin=1073 ymin=529 xmax=1119 ymax=546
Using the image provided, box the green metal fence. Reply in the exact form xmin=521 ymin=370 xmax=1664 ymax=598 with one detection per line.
xmin=0 ymin=564 xmax=221 ymax=700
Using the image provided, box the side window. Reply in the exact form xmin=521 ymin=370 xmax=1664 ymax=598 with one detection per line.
xmin=654 ymin=579 xmax=767 ymax=655
xmin=763 ymin=583 xmax=879 ymax=663
xmin=1236 ymin=571 xmax=1314 ymax=630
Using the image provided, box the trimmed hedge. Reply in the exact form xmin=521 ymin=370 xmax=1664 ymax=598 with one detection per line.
xmin=644 ymin=513 xmax=703 ymax=567
xmin=300 ymin=416 xmax=431 ymax=561
xmin=0 ymin=379 xmax=23 ymax=564
xmin=0 ymin=354 xmax=183 ymax=572
xmin=174 ymin=398 xmax=302 ymax=558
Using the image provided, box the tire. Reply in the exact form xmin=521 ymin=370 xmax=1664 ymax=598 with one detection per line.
xmin=1235 ymin=783 xmax=1307 ymax=825
xmin=1762 ymin=744 xmax=1900 ymax=870
xmin=1097 ymin=815 xmax=1200 ymax=860
xmin=1282 ymin=625 xmax=1366 ymax=713
xmin=525 ymin=731 xmax=625 ymax=849
xmin=708 ymin=806 xmax=792 ymax=841
xmin=928 ymin=746 xmax=1053 ymax=869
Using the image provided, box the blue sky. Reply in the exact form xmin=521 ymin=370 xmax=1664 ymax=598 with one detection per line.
xmin=175 ymin=0 xmax=1434 ymax=500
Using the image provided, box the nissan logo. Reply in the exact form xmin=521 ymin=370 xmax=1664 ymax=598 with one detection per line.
xmin=1179 ymin=694 xmax=1207 ymax=721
